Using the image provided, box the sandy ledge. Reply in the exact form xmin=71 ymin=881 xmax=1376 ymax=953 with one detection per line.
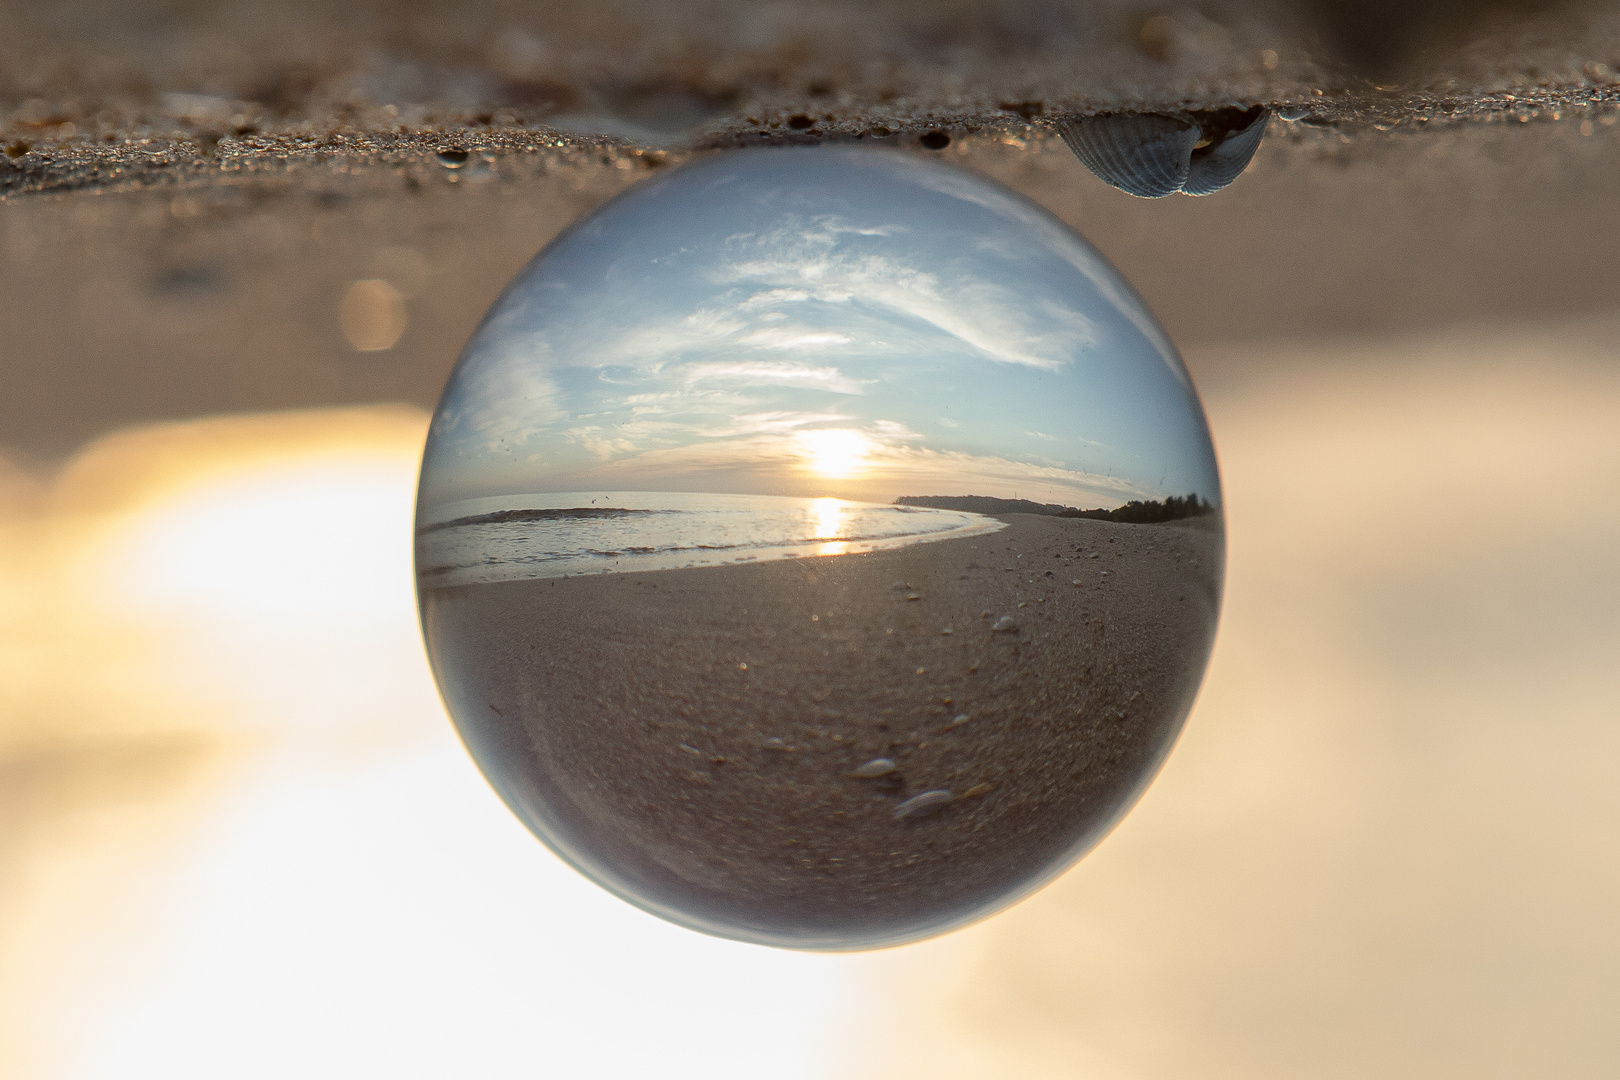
xmin=421 ymin=512 xmax=1222 ymax=948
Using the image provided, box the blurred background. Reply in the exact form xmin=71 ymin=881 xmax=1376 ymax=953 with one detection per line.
xmin=3 ymin=2 xmax=1620 ymax=1077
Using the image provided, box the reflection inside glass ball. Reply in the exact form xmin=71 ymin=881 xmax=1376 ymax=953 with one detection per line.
xmin=416 ymin=146 xmax=1223 ymax=950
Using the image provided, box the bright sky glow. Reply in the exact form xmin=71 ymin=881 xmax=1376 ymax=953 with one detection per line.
xmin=8 ymin=409 xmax=870 ymax=1080
xmin=420 ymin=147 xmax=1219 ymax=512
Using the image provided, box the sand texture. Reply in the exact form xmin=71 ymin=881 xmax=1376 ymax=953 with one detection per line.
xmin=6 ymin=0 xmax=1620 ymax=197
xmin=421 ymin=513 xmax=1221 ymax=949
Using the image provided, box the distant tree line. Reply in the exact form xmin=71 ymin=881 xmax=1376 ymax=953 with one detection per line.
xmin=896 ymin=493 xmax=1216 ymax=523
xmin=895 ymin=495 xmax=1075 ymax=516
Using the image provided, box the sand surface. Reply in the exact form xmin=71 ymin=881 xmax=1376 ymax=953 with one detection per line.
xmin=5 ymin=0 xmax=1618 ymax=197
xmin=422 ymin=512 xmax=1222 ymax=948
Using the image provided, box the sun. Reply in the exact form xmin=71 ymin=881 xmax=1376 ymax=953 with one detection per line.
xmin=796 ymin=429 xmax=872 ymax=480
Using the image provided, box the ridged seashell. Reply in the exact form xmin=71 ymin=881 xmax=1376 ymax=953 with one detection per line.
xmin=1183 ymin=106 xmax=1269 ymax=196
xmin=1059 ymin=113 xmax=1199 ymax=198
xmin=1060 ymin=107 xmax=1271 ymax=198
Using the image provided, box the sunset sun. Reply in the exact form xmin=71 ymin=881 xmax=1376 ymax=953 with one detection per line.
xmin=796 ymin=429 xmax=872 ymax=480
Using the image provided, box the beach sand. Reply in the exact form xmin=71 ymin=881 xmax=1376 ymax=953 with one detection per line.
xmin=421 ymin=512 xmax=1222 ymax=949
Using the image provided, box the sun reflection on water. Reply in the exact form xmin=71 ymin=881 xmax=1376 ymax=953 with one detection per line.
xmin=810 ymin=497 xmax=844 ymax=539
xmin=809 ymin=496 xmax=852 ymax=555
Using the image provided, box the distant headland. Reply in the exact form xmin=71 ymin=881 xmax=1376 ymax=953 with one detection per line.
xmin=895 ymin=493 xmax=1216 ymax=524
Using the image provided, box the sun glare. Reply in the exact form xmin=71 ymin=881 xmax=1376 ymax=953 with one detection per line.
xmin=797 ymin=429 xmax=872 ymax=480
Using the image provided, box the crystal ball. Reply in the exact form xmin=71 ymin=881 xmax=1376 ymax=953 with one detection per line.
xmin=417 ymin=146 xmax=1223 ymax=949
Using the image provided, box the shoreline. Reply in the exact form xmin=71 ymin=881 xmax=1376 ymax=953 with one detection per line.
xmin=415 ymin=492 xmax=1008 ymax=587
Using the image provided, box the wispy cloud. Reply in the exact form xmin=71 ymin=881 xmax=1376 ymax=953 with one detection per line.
xmin=429 ymin=349 xmax=561 ymax=456
xmin=905 ymin=164 xmax=1184 ymax=378
xmin=741 ymin=330 xmax=854 ymax=351
xmin=712 ymin=219 xmax=1093 ymax=372
xmin=684 ymin=360 xmax=865 ymax=394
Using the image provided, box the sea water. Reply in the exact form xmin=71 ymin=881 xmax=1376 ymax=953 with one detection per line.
xmin=416 ymin=491 xmax=1004 ymax=588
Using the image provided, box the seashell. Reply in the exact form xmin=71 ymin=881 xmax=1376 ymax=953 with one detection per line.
xmin=1058 ymin=113 xmax=1199 ymax=198
xmin=893 ymin=789 xmax=954 ymax=819
xmin=1183 ymin=106 xmax=1270 ymax=196
xmin=1060 ymin=107 xmax=1271 ymax=198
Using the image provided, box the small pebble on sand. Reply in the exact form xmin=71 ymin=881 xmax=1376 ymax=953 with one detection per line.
xmin=851 ymin=758 xmax=898 ymax=778
xmin=947 ymin=713 xmax=972 ymax=727
xmin=940 ymin=627 xmax=954 ymax=635
xmin=763 ymin=736 xmax=792 ymax=751
xmin=963 ymin=783 xmax=994 ymax=798
xmin=893 ymin=789 xmax=954 ymax=819
xmin=991 ymin=616 xmax=1018 ymax=633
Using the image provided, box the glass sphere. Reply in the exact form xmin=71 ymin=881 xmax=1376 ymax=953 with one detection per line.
xmin=416 ymin=146 xmax=1223 ymax=950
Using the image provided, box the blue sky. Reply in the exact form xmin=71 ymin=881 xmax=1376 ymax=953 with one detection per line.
xmin=418 ymin=146 xmax=1220 ymax=512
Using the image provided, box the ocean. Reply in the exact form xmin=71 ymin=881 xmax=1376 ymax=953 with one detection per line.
xmin=415 ymin=491 xmax=1005 ymax=588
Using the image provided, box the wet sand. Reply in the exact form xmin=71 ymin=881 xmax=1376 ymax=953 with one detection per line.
xmin=421 ymin=512 xmax=1222 ymax=949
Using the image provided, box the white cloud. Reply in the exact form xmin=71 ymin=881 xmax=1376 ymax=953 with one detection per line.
xmin=740 ymin=330 xmax=854 ymax=351
xmin=430 ymin=346 xmax=561 ymax=456
xmin=711 ymin=220 xmax=1091 ymax=372
xmin=684 ymin=360 xmax=864 ymax=394
xmin=700 ymin=410 xmax=858 ymax=439
xmin=905 ymin=164 xmax=1186 ymax=380
xmin=565 ymin=428 xmax=640 ymax=460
